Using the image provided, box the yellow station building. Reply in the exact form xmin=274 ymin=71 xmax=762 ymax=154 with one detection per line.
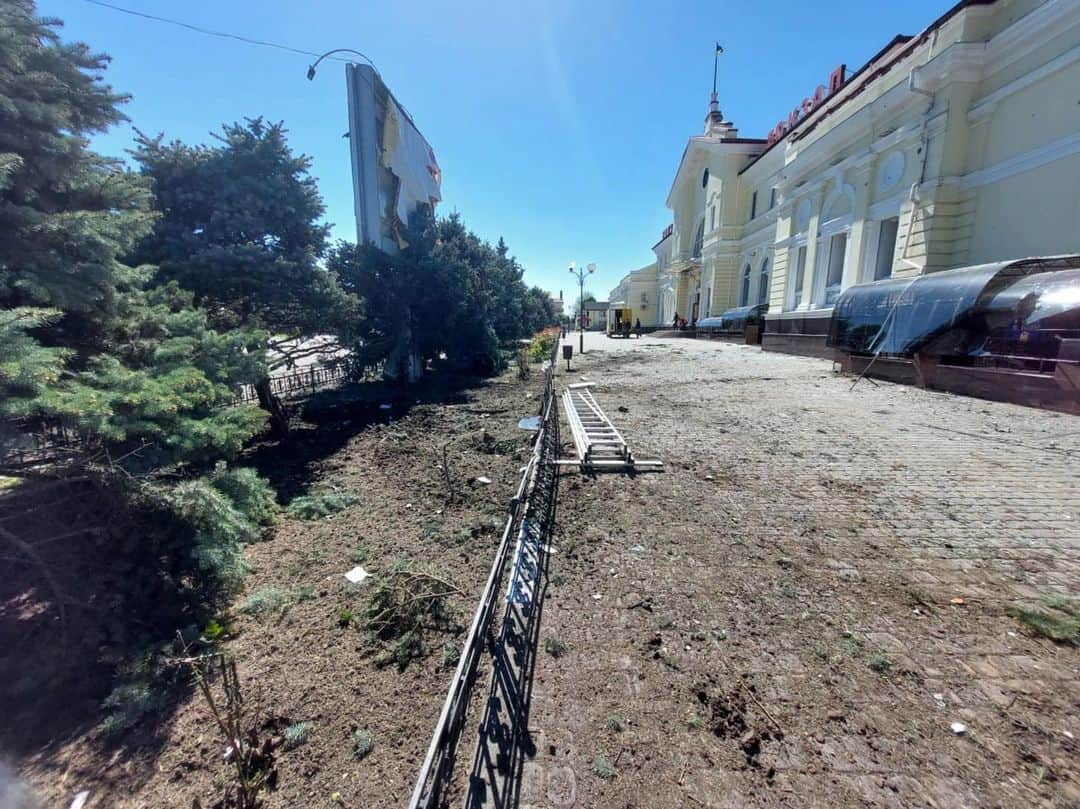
xmin=642 ymin=0 xmax=1080 ymax=354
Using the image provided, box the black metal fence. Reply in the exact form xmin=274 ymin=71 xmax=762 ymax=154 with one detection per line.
xmin=0 ymin=419 xmax=82 ymax=472
xmin=233 ymin=359 xmax=384 ymax=404
xmin=408 ymin=338 xmax=561 ymax=809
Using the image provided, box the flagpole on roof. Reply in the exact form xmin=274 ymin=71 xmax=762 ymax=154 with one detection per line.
xmin=713 ymin=43 xmax=723 ymax=97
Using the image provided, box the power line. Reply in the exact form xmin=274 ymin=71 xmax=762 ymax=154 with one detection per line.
xmin=77 ymin=0 xmax=372 ymax=67
xmin=73 ymin=0 xmax=425 ymax=141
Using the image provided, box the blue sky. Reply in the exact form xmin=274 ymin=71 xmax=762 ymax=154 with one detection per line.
xmin=44 ymin=0 xmax=952 ymax=299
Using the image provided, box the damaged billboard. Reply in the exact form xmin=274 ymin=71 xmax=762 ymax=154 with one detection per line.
xmin=346 ymin=63 xmax=441 ymax=253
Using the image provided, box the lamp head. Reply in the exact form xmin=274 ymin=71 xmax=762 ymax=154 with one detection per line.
xmin=306 ymin=65 xmax=317 ymax=81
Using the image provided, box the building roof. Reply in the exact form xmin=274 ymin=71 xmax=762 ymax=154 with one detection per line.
xmin=651 ymin=224 xmax=675 ymax=250
xmin=665 ymin=136 xmax=767 ymax=209
xmin=738 ymin=0 xmax=996 ymax=175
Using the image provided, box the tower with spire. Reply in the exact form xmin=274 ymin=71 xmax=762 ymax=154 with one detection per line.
xmin=705 ymin=44 xmax=739 ymax=139
xmin=704 ymin=91 xmax=739 ymax=139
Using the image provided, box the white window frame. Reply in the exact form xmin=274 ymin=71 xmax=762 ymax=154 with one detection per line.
xmin=739 ymin=264 xmax=752 ymax=306
xmin=812 ymin=231 xmax=848 ymax=308
xmin=691 ymin=219 xmax=705 ymax=259
xmin=757 ymin=256 xmax=771 ymax=306
xmin=788 ymin=241 xmax=808 ymax=311
xmin=862 ymin=216 xmax=901 ymax=283
xmin=811 ymin=187 xmax=854 ymax=309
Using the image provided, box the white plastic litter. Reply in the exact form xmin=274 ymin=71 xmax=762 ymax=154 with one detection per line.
xmin=592 ymin=593 xmax=602 ymax=600
xmin=476 ymin=476 xmax=492 ymax=485
xmin=345 ymin=566 xmax=370 ymax=585
xmin=950 ymin=722 xmax=967 ymax=735
xmin=70 ymin=792 xmax=90 ymax=809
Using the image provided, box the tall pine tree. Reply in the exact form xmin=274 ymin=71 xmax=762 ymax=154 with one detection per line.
xmin=0 ymin=1 xmax=273 ymax=640
xmin=130 ymin=119 xmax=360 ymax=433
xmin=0 ymin=0 xmax=265 ymax=468
xmin=329 ymin=212 xmax=557 ymax=376
xmin=0 ymin=0 xmax=154 ymax=329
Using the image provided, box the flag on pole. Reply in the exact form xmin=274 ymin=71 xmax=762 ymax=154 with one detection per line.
xmin=715 ymin=43 xmax=724 ymax=55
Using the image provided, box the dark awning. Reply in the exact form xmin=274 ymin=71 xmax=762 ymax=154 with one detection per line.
xmin=827 ymin=255 xmax=1080 ymax=358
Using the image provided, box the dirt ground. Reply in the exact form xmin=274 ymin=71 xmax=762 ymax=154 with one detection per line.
xmin=527 ymin=332 xmax=1080 ymax=808
xmin=11 ymin=363 xmax=547 ymax=809
xmin=9 ymin=335 xmax=1079 ymax=808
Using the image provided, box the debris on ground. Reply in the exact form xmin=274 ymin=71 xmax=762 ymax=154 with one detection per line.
xmin=344 ymin=566 xmax=370 ymax=585
xmin=531 ymin=336 xmax=1080 ymax=808
xmin=10 ymin=363 xmax=548 ymax=809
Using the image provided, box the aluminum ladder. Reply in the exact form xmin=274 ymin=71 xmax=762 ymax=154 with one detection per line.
xmin=560 ymin=383 xmax=662 ymax=471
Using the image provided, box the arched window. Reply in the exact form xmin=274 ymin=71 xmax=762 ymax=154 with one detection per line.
xmin=816 ymin=185 xmax=854 ymax=307
xmin=702 ymin=168 xmax=709 ymax=188
xmin=740 ymin=264 xmax=752 ymax=306
xmin=692 ymin=221 xmax=704 ymax=258
xmin=758 ymin=258 xmax=770 ymax=305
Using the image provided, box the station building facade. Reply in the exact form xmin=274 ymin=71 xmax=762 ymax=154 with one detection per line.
xmin=608 ymin=262 xmax=661 ymax=328
xmin=653 ymin=0 xmax=1080 ymax=354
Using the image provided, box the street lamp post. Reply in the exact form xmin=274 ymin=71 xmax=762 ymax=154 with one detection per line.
xmin=568 ymin=262 xmax=596 ymax=354
xmin=305 ymin=48 xmax=375 ymax=81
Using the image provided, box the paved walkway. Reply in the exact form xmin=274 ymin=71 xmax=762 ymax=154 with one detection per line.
xmin=524 ymin=333 xmax=1079 ymax=808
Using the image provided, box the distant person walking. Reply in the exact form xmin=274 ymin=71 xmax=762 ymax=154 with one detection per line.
xmin=672 ymin=312 xmax=680 ymax=330
xmin=634 ymin=318 xmax=642 ymax=337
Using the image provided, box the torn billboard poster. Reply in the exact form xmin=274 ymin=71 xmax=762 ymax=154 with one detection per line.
xmin=346 ymin=63 xmax=441 ymax=253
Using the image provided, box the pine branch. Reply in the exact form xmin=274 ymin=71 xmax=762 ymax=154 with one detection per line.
xmin=0 ymin=522 xmax=69 ymax=630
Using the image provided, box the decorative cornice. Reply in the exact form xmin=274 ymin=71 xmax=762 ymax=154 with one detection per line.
xmin=868 ymin=191 xmax=910 ymax=221
xmin=910 ymin=41 xmax=987 ymax=90
xmin=775 ymin=81 xmax=926 ymax=188
xmin=666 ymin=137 xmax=768 ymax=209
xmin=982 ymin=0 xmax=1080 ymax=78
xmin=959 ymin=131 xmax=1080 ymax=189
xmin=969 ymin=43 xmax=1080 ymax=123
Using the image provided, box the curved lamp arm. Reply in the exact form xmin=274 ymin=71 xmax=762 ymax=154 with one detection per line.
xmin=307 ymin=48 xmax=375 ymax=80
